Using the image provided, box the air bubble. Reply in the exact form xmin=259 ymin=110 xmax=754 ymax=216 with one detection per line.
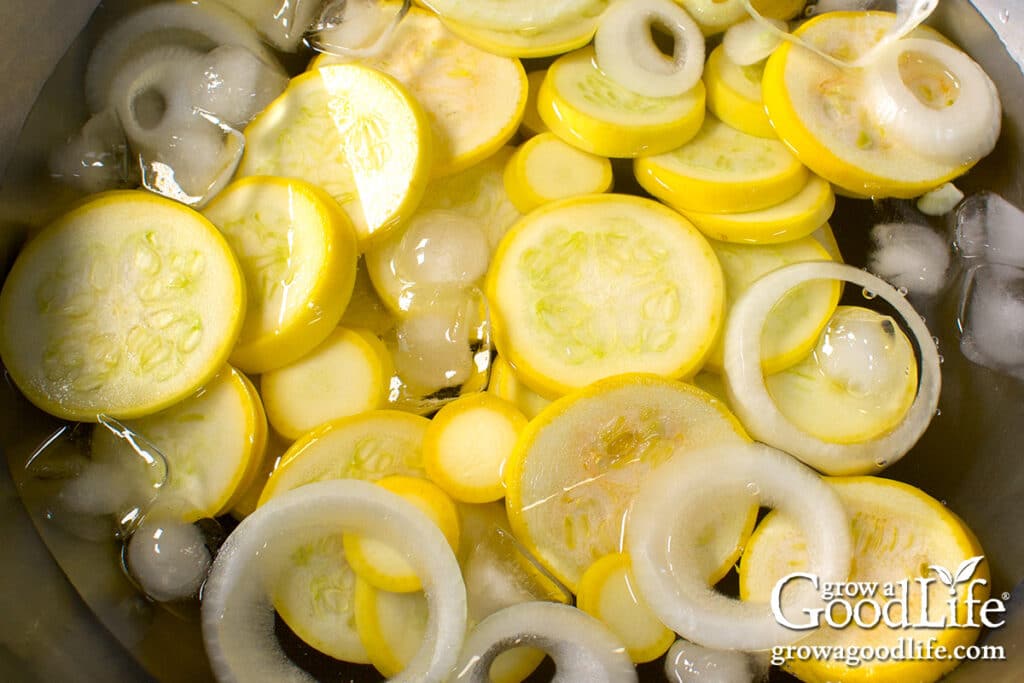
xmin=938 ymin=354 xmax=945 ymax=365
xmin=862 ymin=288 xmax=877 ymax=300
xmin=935 ymin=408 xmax=942 ymax=416
xmin=874 ymin=458 xmax=889 ymax=468
xmin=898 ymin=286 xmax=908 ymax=296
xmin=126 ymin=518 xmax=212 ymax=602
xmin=745 ymin=482 xmax=761 ymax=497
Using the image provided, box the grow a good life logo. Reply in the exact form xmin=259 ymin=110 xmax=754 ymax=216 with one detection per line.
xmin=768 ymin=556 xmax=1009 ymax=670
xmin=770 ymin=555 xmax=1007 ymax=631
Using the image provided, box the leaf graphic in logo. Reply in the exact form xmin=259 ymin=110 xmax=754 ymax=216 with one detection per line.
xmin=928 ymin=564 xmax=955 ymax=587
xmin=929 ymin=556 xmax=985 ymax=596
xmin=953 ymin=556 xmax=985 ymax=585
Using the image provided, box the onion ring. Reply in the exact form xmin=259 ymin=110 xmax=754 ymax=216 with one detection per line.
xmin=868 ymin=38 xmax=1001 ymax=165
xmin=594 ymin=0 xmax=705 ymax=98
xmin=722 ymin=17 xmax=785 ymax=67
xmin=722 ymin=261 xmax=941 ymax=475
xmin=86 ymin=0 xmax=275 ymax=113
xmin=627 ymin=443 xmax=852 ymax=651
xmin=201 ymin=480 xmax=467 ymax=682
xmin=450 ymin=601 xmax=637 ymax=682
xmin=738 ymin=0 xmax=939 ymax=69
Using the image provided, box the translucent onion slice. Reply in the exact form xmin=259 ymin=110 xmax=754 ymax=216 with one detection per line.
xmin=85 ymin=0 xmax=275 ymax=113
xmin=594 ymin=0 xmax=705 ymax=98
xmin=722 ymin=262 xmax=941 ymax=475
xmin=722 ymin=17 xmax=785 ymax=66
xmin=739 ymin=0 xmax=938 ymax=68
xmin=450 ymin=601 xmax=638 ymax=682
xmin=111 ymin=45 xmax=240 ymax=204
xmin=201 ymin=480 xmax=467 ymax=683
xmin=627 ymin=443 xmax=852 ymax=651
xmin=868 ymin=38 xmax=1001 ymax=166
xmin=419 ymin=0 xmax=597 ymax=32
xmin=110 ymin=45 xmax=202 ymax=154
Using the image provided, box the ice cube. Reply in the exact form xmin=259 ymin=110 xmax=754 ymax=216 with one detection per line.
xmin=958 ymin=263 xmax=1024 ymax=377
xmin=954 ymin=192 xmax=1024 ymax=266
xmin=867 ymin=222 xmax=951 ymax=296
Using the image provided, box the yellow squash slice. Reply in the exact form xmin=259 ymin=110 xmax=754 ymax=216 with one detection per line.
xmin=238 ymin=64 xmax=431 ymax=246
xmin=504 ymin=374 xmax=754 ymax=591
xmin=487 ymin=194 xmax=724 ymax=397
xmin=0 ymin=191 xmax=245 ymax=421
xmin=313 ymin=5 xmax=527 ymax=178
xmin=538 ymin=47 xmax=706 ymax=158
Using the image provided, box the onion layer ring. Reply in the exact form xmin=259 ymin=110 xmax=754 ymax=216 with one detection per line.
xmin=628 ymin=443 xmax=852 ymax=651
xmin=450 ymin=601 xmax=638 ymax=682
xmin=723 ymin=261 xmax=941 ymax=475
xmin=201 ymin=480 xmax=467 ymax=683
xmin=868 ymin=38 xmax=1001 ymax=165
xmin=594 ymin=0 xmax=705 ymax=98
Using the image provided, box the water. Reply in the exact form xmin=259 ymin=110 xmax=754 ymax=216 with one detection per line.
xmin=867 ymin=221 xmax=951 ymax=296
xmin=664 ymin=639 xmax=765 ymax=683
xmin=2 ymin=1 xmax=1024 ymax=682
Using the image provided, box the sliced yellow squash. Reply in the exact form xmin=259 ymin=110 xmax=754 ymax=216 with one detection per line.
xmin=487 ymin=194 xmax=724 ymax=396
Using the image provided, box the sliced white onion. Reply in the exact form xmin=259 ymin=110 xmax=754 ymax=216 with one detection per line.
xmin=110 ymin=45 xmax=203 ymax=153
xmin=450 ymin=601 xmax=637 ymax=682
xmin=110 ymin=45 xmax=239 ymax=204
xmin=868 ymin=38 xmax=1001 ymax=165
xmin=85 ymin=0 xmax=275 ymax=113
xmin=594 ymin=0 xmax=705 ymax=98
xmin=722 ymin=17 xmax=786 ymax=66
xmin=627 ymin=443 xmax=852 ymax=651
xmin=418 ymin=0 xmax=596 ymax=32
xmin=201 ymin=480 xmax=467 ymax=683
xmin=722 ymin=261 xmax=941 ymax=475
xmin=738 ymin=0 xmax=939 ymax=69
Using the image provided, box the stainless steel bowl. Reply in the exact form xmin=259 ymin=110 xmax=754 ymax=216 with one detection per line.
xmin=0 ymin=1 xmax=1020 ymax=680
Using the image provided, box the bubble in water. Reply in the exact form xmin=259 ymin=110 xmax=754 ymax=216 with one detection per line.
xmin=307 ymin=0 xmax=411 ymax=56
xmin=126 ymin=518 xmax=211 ymax=602
xmin=463 ymin=526 xmax=570 ymax=623
xmin=393 ymin=210 xmax=490 ymax=286
xmin=816 ymin=308 xmax=913 ymax=397
xmin=935 ymin=408 xmax=942 ymax=416
xmin=862 ymin=288 xmax=877 ymax=300
xmin=874 ymin=458 xmax=889 ymax=469
xmin=745 ymin=482 xmax=761 ymax=497
xmin=898 ymin=286 xmax=908 ymax=296
xmin=955 ymin=192 xmax=1024 ymax=266
xmin=957 ymin=263 xmax=1024 ymax=378
xmin=867 ymin=222 xmax=951 ymax=297
xmin=665 ymin=639 xmax=756 ymax=683
xmin=388 ymin=285 xmax=492 ymax=410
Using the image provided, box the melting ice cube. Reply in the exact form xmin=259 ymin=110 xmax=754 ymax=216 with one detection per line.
xmin=954 ymin=192 xmax=1024 ymax=266
xmin=958 ymin=263 xmax=1024 ymax=378
xmin=867 ymin=222 xmax=950 ymax=296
